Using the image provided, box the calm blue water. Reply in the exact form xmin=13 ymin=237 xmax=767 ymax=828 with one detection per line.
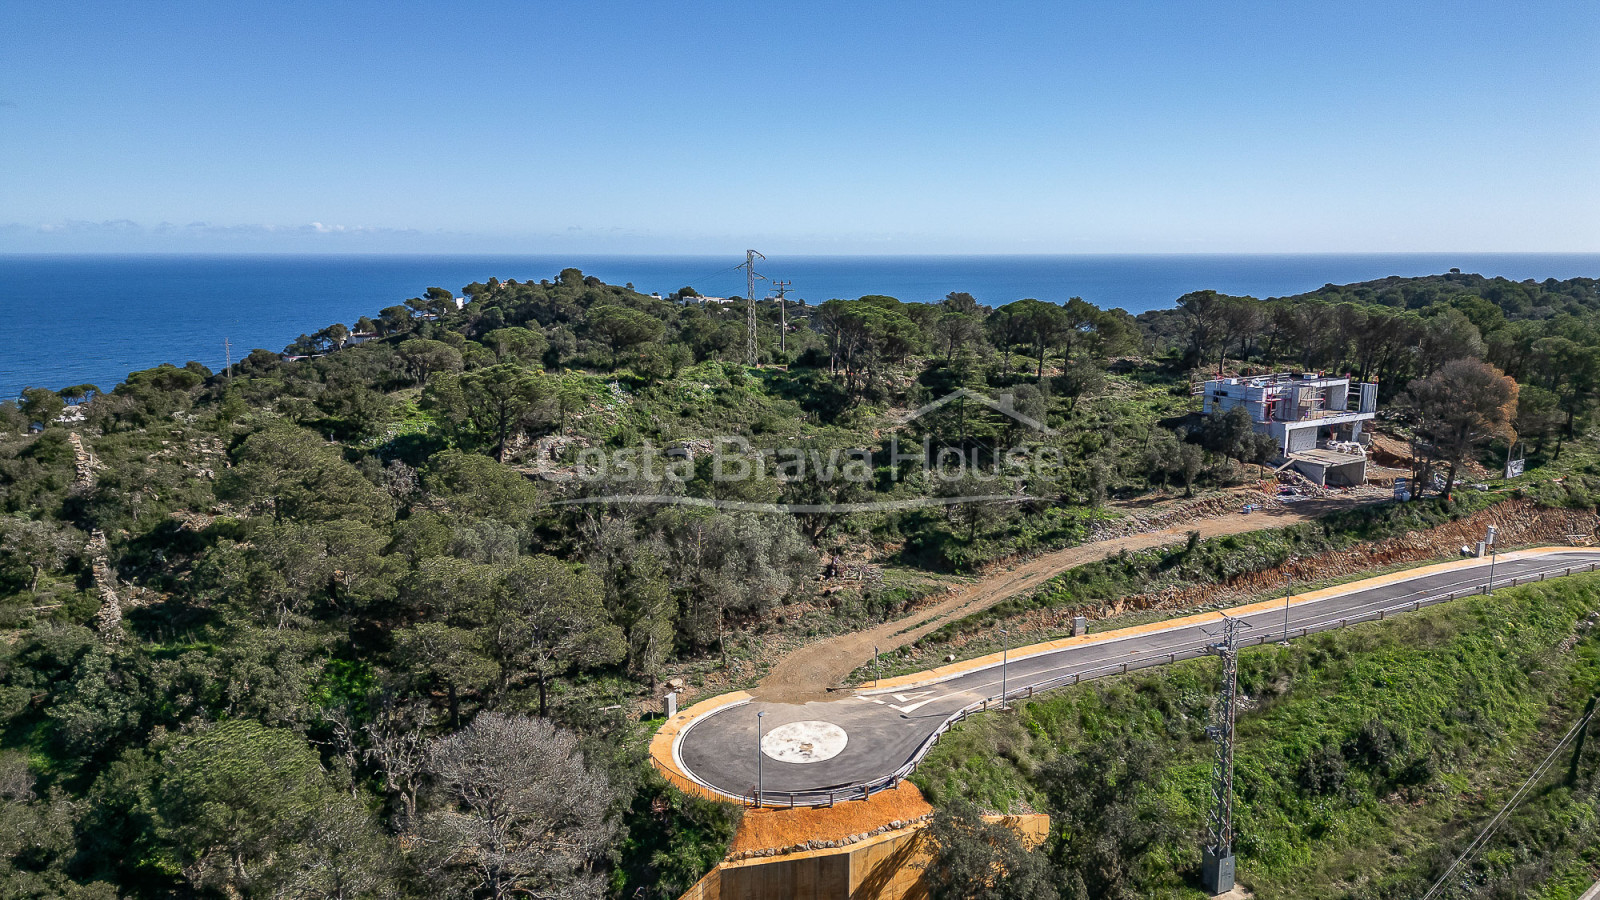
xmin=4 ymin=253 xmax=1598 ymax=399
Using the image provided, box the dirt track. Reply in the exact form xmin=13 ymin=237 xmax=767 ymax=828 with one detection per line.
xmin=752 ymin=496 xmax=1374 ymax=703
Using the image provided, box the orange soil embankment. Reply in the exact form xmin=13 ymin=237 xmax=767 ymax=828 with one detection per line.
xmin=727 ymin=781 xmax=934 ymax=860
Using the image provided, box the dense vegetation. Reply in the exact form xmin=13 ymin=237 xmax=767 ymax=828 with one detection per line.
xmin=914 ymin=575 xmax=1600 ymax=899
xmin=0 ymin=267 xmax=1596 ymax=898
xmin=1139 ymin=273 xmax=1600 ymax=462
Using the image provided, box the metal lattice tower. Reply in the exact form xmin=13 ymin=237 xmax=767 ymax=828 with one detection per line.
xmin=771 ymin=279 xmax=792 ymax=355
xmin=1202 ymin=614 xmax=1248 ymax=894
xmin=739 ymin=249 xmax=765 ymax=366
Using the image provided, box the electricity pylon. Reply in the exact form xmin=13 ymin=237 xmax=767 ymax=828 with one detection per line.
xmin=771 ymin=279 xmax=792 ymax=356
xmin=738 ymin=250 xmax=765 ymax=366
xmin=1202 ymin=614 xmax=1249 ymax=895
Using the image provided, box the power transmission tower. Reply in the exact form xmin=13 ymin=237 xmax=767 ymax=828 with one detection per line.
xmin=1202 ymin=615 xmax=1249 ymax=895
xmin=770 ymin=279 xmax=792 ymax=357
xmin=738 ymin=250 xmax=765 ymax=366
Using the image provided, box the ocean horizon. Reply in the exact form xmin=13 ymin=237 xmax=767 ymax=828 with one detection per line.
xmin=5 ymin=252 xmax=1599 ymax=400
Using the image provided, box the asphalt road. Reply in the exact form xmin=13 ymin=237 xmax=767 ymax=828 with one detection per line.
xmin=675 ymin=550 xmax=1600 ymax=805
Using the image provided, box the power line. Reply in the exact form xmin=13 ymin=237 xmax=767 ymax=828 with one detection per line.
xmin=1419 ymin=700 xmax=1597 ymax=900
xmin=665 ymin=261 xmax=746 ymax=294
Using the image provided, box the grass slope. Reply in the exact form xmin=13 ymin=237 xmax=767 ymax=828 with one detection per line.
xmin=912 ymin=575 xmax=1600 ymax=898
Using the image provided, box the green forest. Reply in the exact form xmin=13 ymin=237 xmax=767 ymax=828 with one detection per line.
xmin=2 ymin=268 xmax=1599 ymax=898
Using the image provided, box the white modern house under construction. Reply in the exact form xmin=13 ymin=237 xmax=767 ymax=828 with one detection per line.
xmin=1201 ymin=372 xmax=1378 ymax=486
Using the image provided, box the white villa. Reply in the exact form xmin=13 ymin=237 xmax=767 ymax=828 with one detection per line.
xmin=1201 ymin=372 xmax=1378 ymax=486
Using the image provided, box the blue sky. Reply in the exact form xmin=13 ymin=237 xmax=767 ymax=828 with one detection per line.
xmin=2 ymin=1 xmax=1597 ymax=254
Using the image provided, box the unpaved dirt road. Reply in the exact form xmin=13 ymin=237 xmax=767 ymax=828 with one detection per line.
xmin=752 ymin=496 xmax=1375 ymax=703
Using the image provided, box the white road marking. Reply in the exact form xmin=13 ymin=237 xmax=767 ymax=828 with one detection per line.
xmin=887 ymin=691 xmax=940 ymax=714
xmin=762 ymin=721 xmax=849 ymax=763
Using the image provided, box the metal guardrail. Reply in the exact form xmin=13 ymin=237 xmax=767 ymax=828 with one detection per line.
xmin=682 ymin=559 xmax=1600 ymax=808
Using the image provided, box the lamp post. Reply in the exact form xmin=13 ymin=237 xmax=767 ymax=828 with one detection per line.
xmin=1281 ymin=580 xmax=1292 ymax=645
xmin=755 ymin=711 xmax=766 ymax=808
xmin=1485 ymin=525 xmax=1499 ymax=593
xmin=999 ymin=628 xmax=1009 ymax=709
xmin=874 ymin=644 xmax=880 ymax=688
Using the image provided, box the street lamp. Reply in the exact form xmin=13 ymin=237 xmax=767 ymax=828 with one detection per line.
xmin=874 ymin=644 xmax=880 ymax=688
xmin=1485 ymin=525 xmax=1499 ymax=593
xmin=755 ymin=711 xmax=766 ymax=809
xmin=1281 ymin=579 xmax=1292 ymax=645
xmin=999 ymin=628 xmax=1010 ymax=710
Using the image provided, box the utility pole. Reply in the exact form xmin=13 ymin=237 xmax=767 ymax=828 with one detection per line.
xmin=224 ymin=337 xmax=232 ymax=380
xmin=755 ymin=710 xmax=767 ymax=808
xmin=999 ymin=628 xmax=1010 ymax=710
xmin=771 ymin=279 xmax=792 ymax=357
xmin=738 ymin=250 xmax=765 ymax=367
xmin=1485 ymin=524 xmax=1499 ymax=593
xmin=1280 ymin=579 xmax=1292 ymax=645
xmin=1202 ymin=615 xmax=1250 ymax=895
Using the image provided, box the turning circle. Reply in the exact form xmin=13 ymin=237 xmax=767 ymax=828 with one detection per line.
xmin=760 ymin=720 xmax=848 ymax=763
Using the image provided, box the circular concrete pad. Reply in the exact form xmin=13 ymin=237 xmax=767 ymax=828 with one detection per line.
xmin=761 ymin=720 xmax=848 ymax=763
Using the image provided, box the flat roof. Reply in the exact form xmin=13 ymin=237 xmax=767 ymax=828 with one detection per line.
xmin=1289 ymin=449 xmax=1367 ymax=468
xmin=1207 ymin=373 xmax=1359 ymax=388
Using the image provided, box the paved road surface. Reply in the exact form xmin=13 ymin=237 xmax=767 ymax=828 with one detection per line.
xmin=754 ymin=495 xmax=1375 ymax=702
xmin=675 ymin=550 xmax=1600 ymax=805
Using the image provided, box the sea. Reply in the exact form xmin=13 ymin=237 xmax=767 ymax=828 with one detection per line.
xmin=4 ymin=253 xmax=1598 ymax=400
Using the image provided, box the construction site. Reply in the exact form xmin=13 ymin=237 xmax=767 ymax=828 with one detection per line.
xmin=1200 ymin=371 xmax=1385 ymax=487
